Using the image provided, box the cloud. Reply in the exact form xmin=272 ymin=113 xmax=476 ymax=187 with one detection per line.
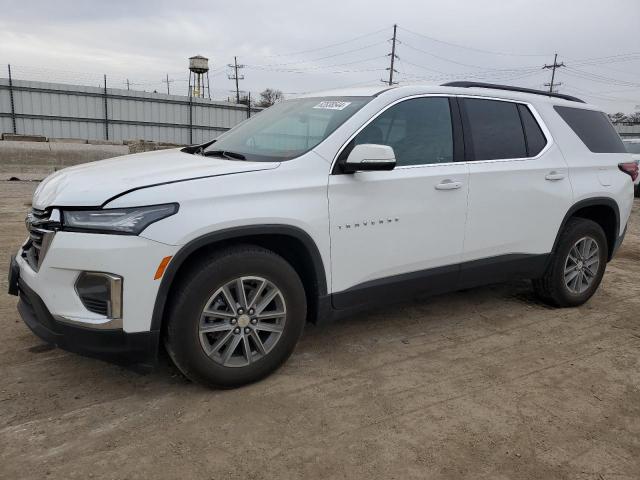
xmin=0 ymin=0 xmax=638 ymax=111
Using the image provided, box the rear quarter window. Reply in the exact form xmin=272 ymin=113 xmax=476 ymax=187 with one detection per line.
xmin=554 ymin=106 xmax=626 ymax=153
xmin=517 ymin=104 xmax=547 ymax=157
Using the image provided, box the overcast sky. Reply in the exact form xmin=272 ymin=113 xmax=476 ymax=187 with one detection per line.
xmin=1 ymin=0 xmax=639 ymax=112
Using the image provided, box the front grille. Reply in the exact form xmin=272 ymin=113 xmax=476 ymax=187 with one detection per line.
xmin=23 ymin=208 xmax=57 ymax=270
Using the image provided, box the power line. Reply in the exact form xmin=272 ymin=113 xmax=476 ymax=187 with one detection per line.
xmin=568 ymin=52 xmax=640 ymax=67
xmin=262 ymin=26 xmax=389 ymax=58
xmin=542 ymin=53 xmax=565 ymax=93
xmin=563 ymin=67 xmax=640 ymax=88
xmin=569 ymin=61 xmax=640 ymax=78
xmin=245 ymin=55 xmax=385 ymax=73
xmin=562 ymin=85 xmax=640 ymax=104
xmin=398 ymin=56 xmax=540 ymax=77
xmin=398 ymin=25 xmax=551 ymax=57
xmin=283 ymin=78 xmax=386 ymax=96
xmin=401 ymin=41 xmax=538 ymax=71
xmin=397 ymin=68 xmax=543 ymax=84
xmin=252 ymin=40 xmax=387 ymax=68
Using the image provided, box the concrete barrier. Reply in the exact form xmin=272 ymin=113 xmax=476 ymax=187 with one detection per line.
xmin=0 ymin=139 xmax=182 ymax=180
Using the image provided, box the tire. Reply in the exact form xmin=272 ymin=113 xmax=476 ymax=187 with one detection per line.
xmin=533 ymin=218 xmax=608 ymax=307
xmin=164 ymin=245 xmax=307 ymax=388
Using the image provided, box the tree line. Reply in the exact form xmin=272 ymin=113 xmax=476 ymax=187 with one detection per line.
xmin=236 ymin=88 xmax=285 ymax=108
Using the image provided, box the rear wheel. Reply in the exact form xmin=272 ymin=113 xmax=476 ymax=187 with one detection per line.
xmin=165 ymin=245 xmax=306 ymax=388
xmin=533 ymin=218 xmax=608 ymax=307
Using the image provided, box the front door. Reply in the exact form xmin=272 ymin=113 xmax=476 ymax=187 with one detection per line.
xmin=328 ymin=96 xmax=470 ymax=308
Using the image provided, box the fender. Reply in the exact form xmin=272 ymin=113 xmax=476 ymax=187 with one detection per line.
xmin=149 ymin=224 xmax=328 ymax=332
xmin=550 ymin=197 xmax=620 ymax=261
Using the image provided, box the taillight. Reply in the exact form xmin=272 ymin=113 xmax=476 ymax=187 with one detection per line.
xmin=619 ymin=162 xmax=639 ymax=182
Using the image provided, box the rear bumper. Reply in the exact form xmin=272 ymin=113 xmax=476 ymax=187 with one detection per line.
xmin=13 ymin=265 xmax=159 ymax=370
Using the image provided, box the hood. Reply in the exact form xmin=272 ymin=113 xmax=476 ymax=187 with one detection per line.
xmin=32 ymin=148 xmax=279 ymax=209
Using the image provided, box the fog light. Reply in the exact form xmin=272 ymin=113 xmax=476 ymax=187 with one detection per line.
xmin=75 ymin=272 xmax=123 ymax=319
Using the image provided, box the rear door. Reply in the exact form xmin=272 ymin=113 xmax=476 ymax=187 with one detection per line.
xmin=458 ymin=97 xmax=573 ymax=285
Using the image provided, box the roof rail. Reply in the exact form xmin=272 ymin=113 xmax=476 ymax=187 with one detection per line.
xmin=441 ymin=81 xmax=585 ymax=103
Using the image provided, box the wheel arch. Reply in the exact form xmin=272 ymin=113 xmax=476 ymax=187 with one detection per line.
xmin=150 ymin=225 xmax=329 ymax=332
xmin=553 ymin=197 xmax=620 ymax=261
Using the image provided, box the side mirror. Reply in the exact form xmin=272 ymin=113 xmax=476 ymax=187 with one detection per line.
xmin=342 ymin=144 xmax=396 ymax=174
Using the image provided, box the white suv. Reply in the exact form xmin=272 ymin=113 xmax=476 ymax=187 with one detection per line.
xmin=8 ymin=82 xmax=637 ymax=388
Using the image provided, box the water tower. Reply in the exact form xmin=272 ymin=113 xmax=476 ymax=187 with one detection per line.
xmin=188 ymin=55 xmax=211 ymax=99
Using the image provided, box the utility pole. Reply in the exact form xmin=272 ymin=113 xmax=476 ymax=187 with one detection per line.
xmin=383 ymin=24 xmax=399 ymax=86
xmin=162 ymin=74 xmax=174 ymax=95
xmin=125 ymin=79 xmax=130 ymax=90
xmin=103 ymin=74 xmax=109 ymax=140
xmin=543 ymin=53 xmax=565 ymax=93
xmin=227 ymin=56 xmax=245 ymax=104
xmin=7 ymin=64 xmax=16 ymax=134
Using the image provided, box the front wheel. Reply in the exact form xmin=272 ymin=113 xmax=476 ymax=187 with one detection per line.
xmin=165 ymin=245 xmax=307 ymax=388
xmin=533 ymin=218 xmax=608 ymax=307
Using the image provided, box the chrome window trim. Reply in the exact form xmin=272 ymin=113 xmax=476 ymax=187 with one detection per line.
xmin=457 ymin=95 xmax=553 ymax=164
xmin=330 ymin=93 xmax=554 ymax=172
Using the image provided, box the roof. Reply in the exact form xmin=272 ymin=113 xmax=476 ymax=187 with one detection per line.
xmin=297 ymin=83 xmax=598 ymax=109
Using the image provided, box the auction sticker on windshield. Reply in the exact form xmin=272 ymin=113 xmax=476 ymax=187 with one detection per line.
xmin=313 ymin=101 xmax=352 ymax=110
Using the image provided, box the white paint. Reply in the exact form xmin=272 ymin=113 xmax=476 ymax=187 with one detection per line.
xmin=16 ymin=84 xmax=635 ymax=334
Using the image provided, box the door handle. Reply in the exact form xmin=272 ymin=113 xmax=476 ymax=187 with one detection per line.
xmin=545 ymin=171 xmax=565 ymax=181
xmin=435 ymin=180 xmax=462 ymax=190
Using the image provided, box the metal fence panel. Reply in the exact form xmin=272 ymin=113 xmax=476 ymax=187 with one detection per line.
xmin=0 ymin=77 xmax=259 ymax=144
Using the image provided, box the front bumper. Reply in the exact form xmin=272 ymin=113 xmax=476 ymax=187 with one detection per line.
xmin=9 ymin=230 xmax=179 ymax=369
xmin=13 ymin=271 xmax=159 ymax=369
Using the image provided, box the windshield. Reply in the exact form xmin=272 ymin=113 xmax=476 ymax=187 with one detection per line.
xmin=624 ymin=142 xmax=640 ymax=154
xmin=204 ymin=96 xmax=372 ymax=161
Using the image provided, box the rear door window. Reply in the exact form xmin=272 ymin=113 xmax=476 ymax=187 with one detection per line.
xmin=554 ymin=106 xmax=626 ymax=153
xmin=462 ymin=98 xmax=527 ymax=160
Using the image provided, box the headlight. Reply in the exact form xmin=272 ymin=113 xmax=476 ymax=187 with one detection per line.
xmin=62 ymin=204 xmax=178 ymax=235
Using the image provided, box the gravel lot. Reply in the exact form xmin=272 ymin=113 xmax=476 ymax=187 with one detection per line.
xmin=1 ymin=180 xmax=639 ymax=480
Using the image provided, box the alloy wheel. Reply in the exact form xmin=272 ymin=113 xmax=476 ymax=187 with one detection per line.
xmin=198 ymin=276 xmax=287 ymax=367
xmin=563 ymin=236 xmax=600 ymax=294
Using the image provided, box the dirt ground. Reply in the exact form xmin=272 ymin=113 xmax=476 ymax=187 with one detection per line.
xmin=0 ymin=180 xmax=639 ymax=480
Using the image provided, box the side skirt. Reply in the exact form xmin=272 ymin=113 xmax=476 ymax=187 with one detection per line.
xmin=329 ymin=253 xmax=550 ymax=314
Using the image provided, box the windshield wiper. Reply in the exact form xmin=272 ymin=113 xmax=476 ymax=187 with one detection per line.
xmin=203 ymin=150 xmax=246 ymax=160
xmin=181 ymin=139 xmax=216 ymax=154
